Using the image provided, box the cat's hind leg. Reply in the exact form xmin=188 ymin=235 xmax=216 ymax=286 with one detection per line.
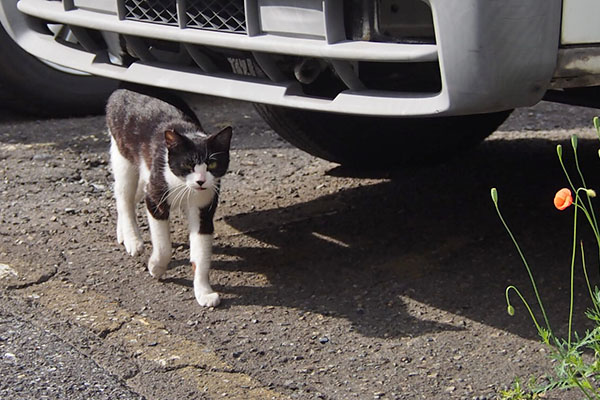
xmin=145 ymin=209 xmax=171 ymax=279
xmin=110 ymin=138 xmax=144 ymax=256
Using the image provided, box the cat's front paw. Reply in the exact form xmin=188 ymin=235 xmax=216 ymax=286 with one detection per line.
xmin=195 ymin=292 xmax=220 ymax=307
xmin=148 ymin=257 xmax=168 ymax=279
xmin=123 ymin=235 xmax=144 ymax=257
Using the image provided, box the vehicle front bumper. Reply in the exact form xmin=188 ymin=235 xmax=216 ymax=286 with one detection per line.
xmin=0 ymin=0 xmax=562 ymax=116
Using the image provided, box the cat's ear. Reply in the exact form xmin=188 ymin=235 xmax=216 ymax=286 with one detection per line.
xmin=210 ymin=126 xmax=232 ymax=151
xmin=164 ymin=129 xmax=184 ymax=150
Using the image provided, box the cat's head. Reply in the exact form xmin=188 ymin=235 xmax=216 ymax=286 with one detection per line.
xmin=164 ymin=126 xmax=232 ymax=191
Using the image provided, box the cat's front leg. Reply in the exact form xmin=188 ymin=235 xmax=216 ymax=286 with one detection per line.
xmin=145 ymin=198 xmax=171 ymax=279
xmin=188 ymin=203 xmax=220 ymax=307
xmin=190 ymin=233 xmax=219 ymax=307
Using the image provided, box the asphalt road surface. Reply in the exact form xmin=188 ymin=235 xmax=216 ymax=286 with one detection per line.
xmin=1 ymin=97 xmax=600 ymax=399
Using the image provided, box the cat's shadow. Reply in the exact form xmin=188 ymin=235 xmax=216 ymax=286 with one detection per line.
xmin=206 ymin=137 xmax=600 ymax=340
xmin=162 ymin=276 xmax=193 ymax=288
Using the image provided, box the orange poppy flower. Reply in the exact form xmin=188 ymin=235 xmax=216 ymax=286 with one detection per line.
xmin=554 ymin=188 xmax=573 ymax=210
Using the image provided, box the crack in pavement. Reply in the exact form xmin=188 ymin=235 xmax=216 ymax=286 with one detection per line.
xmin=5 ymin=266 xmax=58 ymax=290
xmin=0 ymin=295 xmax=148 ymax=399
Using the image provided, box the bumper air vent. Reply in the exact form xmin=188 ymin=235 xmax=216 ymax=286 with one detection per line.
xmin=123 ymin=0 xmax=246 ymax=33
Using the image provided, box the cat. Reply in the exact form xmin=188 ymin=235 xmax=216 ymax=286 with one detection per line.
xmin=106 ymin=88 xmax=232 ymax=307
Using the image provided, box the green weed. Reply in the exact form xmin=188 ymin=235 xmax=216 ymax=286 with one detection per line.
xmin=492 ymin=117 xmax=600 ymax=399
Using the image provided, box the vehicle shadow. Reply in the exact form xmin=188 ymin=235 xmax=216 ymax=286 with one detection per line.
xmin=218 ymin=136 xmax=600 ymax=340
xmin=0 ymin=100 xmax=596 ymax=154
xmin=0 ymin=96 xmax=287 ymax=155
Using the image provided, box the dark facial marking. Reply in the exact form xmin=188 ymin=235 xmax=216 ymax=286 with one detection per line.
xmin=205 ymin=126 xmax=232 ymax=178
xmin=166 ymin=132 xmax=206 ymax=178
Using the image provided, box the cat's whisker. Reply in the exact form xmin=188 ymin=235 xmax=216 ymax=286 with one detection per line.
xmin=172 ymin=187 xmax=182 ymax=210
xmin=160 ymin=184 xmax=184 ymax=209
xmin=155 ymin=189 xmax=173 ymax=210
xmin=180 ymin=186 xmax=191 ymax=210
xmin=206 ymin=186 xmax=220 ymax=212
xmin=177 ymin=186 xmax=190 ymax=210
xmin=170 ymin=184 xmax=188 ymax=211
xmin=208 ymin=152 xmax=225 ymax=160
xmin=158 ymin=184 xmax=184 ymax=208
xmin=186 ymin=186 xmax=193 ymax=210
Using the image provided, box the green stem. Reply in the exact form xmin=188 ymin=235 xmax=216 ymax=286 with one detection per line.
xmin=569 ymin=372 xmax=595 ymax=400
xmin=573 ymin=143 xmax=599 ymax=233
xmin=558 ymin=149 xmax=576 ymax=193
xmin=573 ymin=188 xmax=600 ymax=278
xmin=580 ymin=241 xmax=600 ymax=316
xmin=574 ymin=202 xmax=600 ymax=241
xmin=581 ymin=244 xmax=600 ymax=317
xmin=505 ymin=285 xmax=542 ymax=333
xmin=568 ymin=193 xmax=578 ymax=347
xmin=494 ymin=202 xmax=552 ymax=333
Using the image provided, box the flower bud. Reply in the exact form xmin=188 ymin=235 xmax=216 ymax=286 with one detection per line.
xmin=554 ymin=188 xmax=574 ymax=210
xmin=587 ymin=189 xmax=597 ymax=198
xmin=594 ymin=117 xmax=600 ymax=133
xmin=490 ymin=188 xmax=498 ymax=204
xmin=556 ymin=144 xmax=563 ymax=159
xmin=571 ymin=135 xmax=578 ymax=151
xmin=507 ymin=305 xmax=515 ymax=316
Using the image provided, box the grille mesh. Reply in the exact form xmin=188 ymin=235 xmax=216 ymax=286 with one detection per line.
xmin=186 ymin=0 xmax=245 ymax=33
xmin=124 ymin=0 xmax=178 ymax=26
xmin=123 ymin=0 xmax=246 ymax=33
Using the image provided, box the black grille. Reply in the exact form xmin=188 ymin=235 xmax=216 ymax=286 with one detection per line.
xmin=186 ymin=0 xmax=245 ymax=33
xmin=122 ymin=0 xmax=246 ymax=34
xmin=124 ymin=0 xmax=178 ymax=26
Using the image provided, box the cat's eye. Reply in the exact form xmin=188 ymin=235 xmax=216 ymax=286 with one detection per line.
xmin=207 ymin=161 xmax=218 ymax=170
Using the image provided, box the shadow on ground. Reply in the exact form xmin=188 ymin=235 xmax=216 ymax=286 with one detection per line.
xmin=218 ymin=137 xmax=600 ymax=340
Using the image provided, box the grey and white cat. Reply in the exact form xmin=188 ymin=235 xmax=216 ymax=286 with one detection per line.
xmin=106 ymin=88 xmax=232 ymax=307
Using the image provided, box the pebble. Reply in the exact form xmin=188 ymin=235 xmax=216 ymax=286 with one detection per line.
xmin=32 ymin=153 xmax=52 ymax=161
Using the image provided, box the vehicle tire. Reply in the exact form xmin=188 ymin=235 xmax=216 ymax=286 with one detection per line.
xmin=254 ymin=105 xmax=512 ymax=166
xmin=0 ymin=25 xmax=117 ymax=117
xmin=231 ymin=58 xmax=512 ymax=166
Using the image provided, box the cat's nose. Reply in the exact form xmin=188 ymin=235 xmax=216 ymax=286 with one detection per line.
xmin=196 ymin=180 xmax=205 ymax=187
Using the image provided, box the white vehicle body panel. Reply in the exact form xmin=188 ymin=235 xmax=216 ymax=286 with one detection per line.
xmin=562 ymin=0 xmax=600 ymax=45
